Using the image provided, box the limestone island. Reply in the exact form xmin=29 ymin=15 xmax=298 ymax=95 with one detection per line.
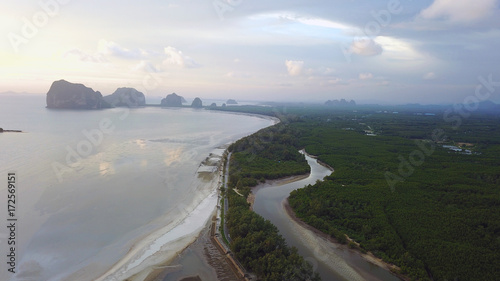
xmin=191 ymin=97 xmax=203 ymax=108
xmin=103 ymin=88 xmax=146 ymax=107
xmin=46 ymin=80 xmax=112 ymax=109
xmin=161 ymin=93 xmax=185 ymax=107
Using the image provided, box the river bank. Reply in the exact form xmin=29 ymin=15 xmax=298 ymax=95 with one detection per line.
xmin=283 ymin=199 xmax=409 ymax=281
xmin=252 ymin=152 xmax=404 ymax=281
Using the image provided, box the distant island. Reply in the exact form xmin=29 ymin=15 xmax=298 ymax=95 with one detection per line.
xmin=191 ymin=97 xmax=203 ymax=108
xmin=161 ymin=93 xmax=184 ymax=107
xmin=46 ymin=80 xmax=112 ymax=109
xmin=0 ymin=128 xmax=22 ymax=133
xmin=226 ymin=99 xmax=238 ymax=105
xmin=103 ymin=88 xmax=146 ymax=107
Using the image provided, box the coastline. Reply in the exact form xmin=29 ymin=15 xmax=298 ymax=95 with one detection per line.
xmin=210 ymin=109 xmax=281 ymax=125
xmin=106 ymin=112 xmax=278 ymax=281
xmin=94 ymin=190 xmax=219 ymax=281
xmin=93 ymin=148 xmax=230 ymax=281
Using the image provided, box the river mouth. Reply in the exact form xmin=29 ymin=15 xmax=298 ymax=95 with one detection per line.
xmin=252 ymin=152 xmax=402 ymax=281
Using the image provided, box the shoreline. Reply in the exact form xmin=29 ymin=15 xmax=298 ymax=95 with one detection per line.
xmin=209 ymin=109 xmax=281 ymax=125
xmin=116 ymin=112 xmax=277 ymax=281
xmin=94 ymin=190 xmax=219 ymax=281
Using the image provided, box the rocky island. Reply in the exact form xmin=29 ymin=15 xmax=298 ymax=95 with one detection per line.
xmin=103 ymin=88 xmax=146 ymax=107
xmin=46 ymin=80 xmax=111 ymax=109
xmin=191 ymin=97 xmax=203 ymax=108
xmin=161 ymin=93 xmax=185 ymax=107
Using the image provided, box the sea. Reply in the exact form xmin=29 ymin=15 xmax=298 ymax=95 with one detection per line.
xmin=0 ymin=95 xmax=274 ymax=281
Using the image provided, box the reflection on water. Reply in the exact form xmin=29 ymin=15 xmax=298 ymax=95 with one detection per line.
xmin=0 ymin=96 xmax=274 ymax=281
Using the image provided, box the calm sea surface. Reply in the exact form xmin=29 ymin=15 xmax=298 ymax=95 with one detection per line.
xmin=0 ymin=95 xmax=274 ymax=281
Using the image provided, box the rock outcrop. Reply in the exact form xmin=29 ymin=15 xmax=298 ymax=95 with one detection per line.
xmin=161 ymin=93 xmax=184 ymax=107
xmin=46 ymin=80 xmax=111 ymax=109
xmin=191 ymin=97 xmax=203 ymax=108
xmin=103 ymin=88 xmax=145 ymax=107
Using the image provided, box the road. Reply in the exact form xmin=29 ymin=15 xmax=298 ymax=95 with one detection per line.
xmin=223 ymin=152 xmax=232 ymax=244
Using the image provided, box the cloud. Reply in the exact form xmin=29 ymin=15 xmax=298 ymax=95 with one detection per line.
xmin=285 ymin=60 xmax=304 ymax=76
xmin=349 ymin=38 xmax=383 ymax=56
xmin=359 ymin=73 xmax=373 ymax=80
xmin=419 ymin=0 xmax=497 ymax=23
xmin=64 ymin=49 xmax=107 ymax=63
xmin=377 ymin=81 xmax=390 ymax=86
xmin=163 ymin=46 xmax=200 ymax=68
xmin=98 ymin=39 xmax=149 ymax=59
xmin=423 ymin=72 xmax=437 ymax=80
xmin=133 ymin=60 xmax=161 ymax=73
xmin=225 ymin=72 xmax=251 ymax=78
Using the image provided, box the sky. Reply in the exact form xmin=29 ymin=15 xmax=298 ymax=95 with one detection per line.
xmin=1 ymin=0 xmax=500 ymax=104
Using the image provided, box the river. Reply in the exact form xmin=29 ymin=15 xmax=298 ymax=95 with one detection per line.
xmin=252 ymin=152 xmax=402 ymax=281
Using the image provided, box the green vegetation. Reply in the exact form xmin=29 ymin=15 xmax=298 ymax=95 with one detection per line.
xmin=228 ymin=123 xmax=310 ymax=197
xmin=226 ymin=188 xmax=320 ymax=281
xmin=225 ymin=124 xmax=319 ymax=281
xmin=221 ymin=104 xmax=500 ymax=281
xmin=288 ymin=110 xmax=500 ymax=281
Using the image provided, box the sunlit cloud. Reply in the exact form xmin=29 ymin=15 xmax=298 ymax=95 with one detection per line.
xmin=163 ymin=46 xmax=201 ymax=68
xmin=374 ymin=36 xmax=424 ymax=61
xmin=359 ymin=73 xmax=373 ymax=80
xmin=98 ymin=39 xmax=149 ymax=59
xmin=349 ymin=38 xmax=383 ymax=56
xmin=133 ymin=60 xmax=161 ymax=73
xmin=285 ymin=60 xmax=304 ymax=76
xmin=64 ymin=49 xmax=107 ymax=63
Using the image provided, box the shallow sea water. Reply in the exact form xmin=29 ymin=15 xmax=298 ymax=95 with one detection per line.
xmin=0 ymin=95 xmax=273 ymax=281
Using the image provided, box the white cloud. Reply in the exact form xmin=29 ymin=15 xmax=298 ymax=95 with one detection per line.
xmin=64 ymin=49 xmax=107 ymax=63
xmin=163 ymin=46 xmax=200 ymax=68
xmin=349 ymin=38 xmax=383 ymax=56
xmin=374 ymin=36 xmax=425 ymax=61
xmin=225 ymin=72 xmax=251 ymax=78
xmin=250 ymin=12 xmax=354 ymax=31
xmin=133 ymin=61 xmax=161 ymax=73
xmin=423 ymin=72 xmax=437 ymax=80
xmin=419 ymin=0 xmax=497 ymax=23
xmin=359 ymin=73 xmax=373 ymax=80
xmin=285 ymin=60 xmax=304 ymax=76
xmin=98 ymin=39 xmax=148 ymax=59
xmin=327 ymin=78 xmax=342 ymax=85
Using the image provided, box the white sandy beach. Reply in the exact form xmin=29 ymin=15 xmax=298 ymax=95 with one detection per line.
xmin=94 ymin=187 xmax=219 ymax=281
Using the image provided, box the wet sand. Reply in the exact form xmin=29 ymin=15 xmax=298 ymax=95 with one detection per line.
xmin=283 ymin=199 xmax=409 ymax=281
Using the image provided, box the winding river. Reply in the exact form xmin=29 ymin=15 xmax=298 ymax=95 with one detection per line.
xmin=252 ymin=152 xmax=402 ymax=281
